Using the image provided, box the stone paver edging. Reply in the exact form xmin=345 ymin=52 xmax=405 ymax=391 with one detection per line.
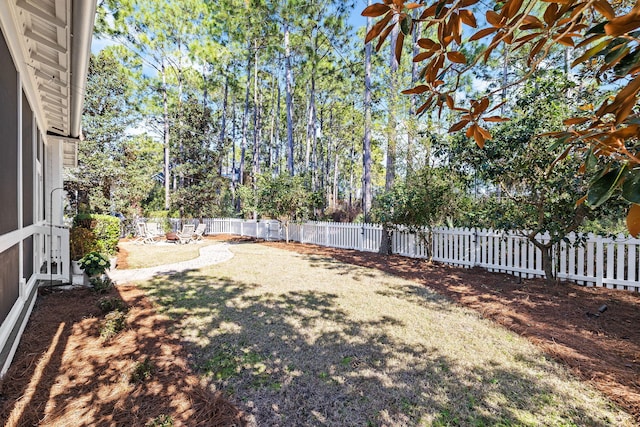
xmin=108 ymin=243 xmax=234 ymax=284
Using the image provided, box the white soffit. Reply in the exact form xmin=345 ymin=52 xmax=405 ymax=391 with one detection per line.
xmin=16 ymin=0 xmax=71 ymax=137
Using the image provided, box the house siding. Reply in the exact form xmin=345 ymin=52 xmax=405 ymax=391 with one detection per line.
xmin=0 ymin=26 xmax=18 ymax=236
xmin=0 ymin=245 xmax=19 ymax=322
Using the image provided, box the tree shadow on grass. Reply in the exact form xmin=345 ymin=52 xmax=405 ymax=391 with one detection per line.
xmin=142 ymin=268 xmax=629 ymax=427
xmin=284 ymin=244 xmax=640 ymax=421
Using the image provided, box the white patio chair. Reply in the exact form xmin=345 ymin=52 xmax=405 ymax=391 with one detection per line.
xmin=193 ymin=223 xmax=207 ymax=241
xmin=146 ymin=222 xmax=164 ymax=240
xmin=176 ymin=224 xmax=196 ymax=244
xmin=134 ymin=222 xmax=155 ymax=245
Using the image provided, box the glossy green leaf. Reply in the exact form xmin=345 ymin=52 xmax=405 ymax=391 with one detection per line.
xmin=622 ymin=169 xmax=640 ymax=203
xmin=587 ymin=167 xmax=624 ymax=207
xmin=401 ymin=15 xmax=412 ymax=35
xmin=586 ymin=21 xmax=607 ymax=35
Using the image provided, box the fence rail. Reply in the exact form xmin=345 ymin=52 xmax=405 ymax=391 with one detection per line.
xmin=143 ymin=218 xmax=640 ymax=292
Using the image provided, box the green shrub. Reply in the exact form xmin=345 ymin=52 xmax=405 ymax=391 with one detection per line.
xmin=130 ymin=357 xmax=154 ymax=383
xmin=73 ymin=214 xmax=120 ymax=255
xmin=100 ymin=310 xmax=127 ymax=340
xmin=79 ymin=251 xmax=111 ymax=277
xmin=97 ymin=296 xmax=127 ymax=313
xmin=89 ymin=276 xmax=114 ymax=294
xmin=69 ymin=227 xmax=97 ymax=261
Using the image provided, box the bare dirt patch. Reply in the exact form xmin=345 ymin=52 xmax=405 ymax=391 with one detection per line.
xmin=0 ymin=284 xmax=244 ymax=426
xmin=262 ymin=239 xmax=640 ymax=423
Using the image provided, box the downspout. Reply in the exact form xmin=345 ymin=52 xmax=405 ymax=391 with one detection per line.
xmin=69 ymin=0 xmax=97 ymax=139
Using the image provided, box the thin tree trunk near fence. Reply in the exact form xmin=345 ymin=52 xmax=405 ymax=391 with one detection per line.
xmin=379 ymin=226 xmax=393 ymax=255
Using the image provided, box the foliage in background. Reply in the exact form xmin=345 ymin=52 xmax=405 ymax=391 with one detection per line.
xmin=363 ymin=0 xmax=640 ymax=235
xmin=73 ymin=214 xmax=121 ymax=255
xmin=440 ymin=71 xmax=615 ymax=282
xmin=68 ymin=47 xmax=150 ymax=216
xmin=69 ymin=227 xmax=97 ymax=261
xmin=372 ymin=165 xmax=468 ymax=256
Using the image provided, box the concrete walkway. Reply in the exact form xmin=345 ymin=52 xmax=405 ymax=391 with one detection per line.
xmin=107 ymin=243 xmax=234 ymax=284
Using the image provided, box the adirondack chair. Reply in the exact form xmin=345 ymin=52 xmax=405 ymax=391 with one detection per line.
xmin=193 ymin=223 xmax=207 ymax=241
xmin=176 ymin=224 xmax=196 ymax=244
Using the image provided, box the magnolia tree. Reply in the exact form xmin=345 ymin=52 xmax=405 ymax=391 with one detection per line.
xmin=363 ymin=0 xmax=640 ymax=236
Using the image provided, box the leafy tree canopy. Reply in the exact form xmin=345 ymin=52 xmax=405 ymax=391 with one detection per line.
xmin=363 ymin=0 xmax=640 ymax=235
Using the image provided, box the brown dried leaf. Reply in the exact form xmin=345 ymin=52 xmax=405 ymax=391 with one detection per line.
xmin=543 ymin=3 xmax=559 ymax=26
xmin=395 ymin=31 xmax=405 ymax=63
xmin=605 ymin=11 xmax=640 ymax=37
xmin=401 ymin=85 xmax=431 ymax=95
xmin=482 ymin=116 xmax=510 ymax=122
xmin=413 ymin=51 xmax=436 ymax=62
xmin=459 ymin=9 xmax=477 ymax=28
xmin=469 ymin=27 xmax=497 ymax=41
xmin=563 ymin=117 xmax=590 ymax=126
xmin=486 ymin=10 xmax=503 ymax=27
xmin=447 ymin=51 xmax=467 ymax=63
xmin=365 ymin=11 xmax=394 ymax=44
xmin=362 ymin=3 xmax=391 ymax=17
xmin=449 ymin=119 xmax=470 ymax=132
xmin=375 ymin=23 xmax=395 ymax=52
xmin=627 ymin=204 xmax=640 ymax=237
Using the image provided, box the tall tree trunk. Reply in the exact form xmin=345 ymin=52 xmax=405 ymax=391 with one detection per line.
xmin=304 ymin=86 xmax=312 ymax=172
xmin=162 ymin=60 xmax=170 ymax=210
xmin=252 ymin=42 xmax=260 ymax=184
xmin=240 ymin=49 xmax=251 ymax=186
xmin=501 ymin=47 xmax=509 ymax=117
xmin=380 ymin=16 xmax=399 ymax=255
xmin=349 ymin=137 xmax=355 ymax=210
xmin=407 ymin=14 xmax=420 ymax=178
xmin=307 ymin=34 xmax=318 ymax=189
xmin=220 ymin=73 xmax=229 ymax=176
xmin=269 ymin=74 xmax=276 ymax=171
xmin=275 ymin=78 xmax=281 ymax=175
xmin=385 ymin=20 xmax=399 ymax=191
xmin=284 ymin=22 xmax=295 ymax=176
xmin=362 ymin=3 xmax=373 ymax=222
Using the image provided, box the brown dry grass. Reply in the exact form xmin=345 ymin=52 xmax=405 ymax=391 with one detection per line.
xmin=119 ymin=240 xmax=218 ymax=270
xmin=0 ymin=284 xmax=244 ymax=426
xmin=136 ymin=239 xmax=636 ymax=426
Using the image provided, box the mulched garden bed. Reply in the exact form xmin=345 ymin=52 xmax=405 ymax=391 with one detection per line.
xmin=0 ymin=283 xmax=244 ymax=426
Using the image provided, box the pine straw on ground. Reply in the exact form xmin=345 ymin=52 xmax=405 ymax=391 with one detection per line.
xmin=0 ymin=284 xmax=244 ymax=427
xmin=260 ymin=239 xmax=640 ymax=424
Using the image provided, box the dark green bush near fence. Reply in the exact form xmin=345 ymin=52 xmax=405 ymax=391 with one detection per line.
xmin=73 ymin=214 xmax=120 ymax=255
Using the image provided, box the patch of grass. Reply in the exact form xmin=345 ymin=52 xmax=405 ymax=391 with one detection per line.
xmin=99 ymin=310 xmax=127 ymax=340
xmin=130 ymin=357 xmax=154 ymax=383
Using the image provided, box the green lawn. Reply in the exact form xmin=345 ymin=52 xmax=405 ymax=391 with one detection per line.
xmin=131 ymin=241 xmax=634 ymax=426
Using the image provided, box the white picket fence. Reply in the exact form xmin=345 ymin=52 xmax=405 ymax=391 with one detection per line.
xmin=190 ymin=218 xmax=640 ymax=292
